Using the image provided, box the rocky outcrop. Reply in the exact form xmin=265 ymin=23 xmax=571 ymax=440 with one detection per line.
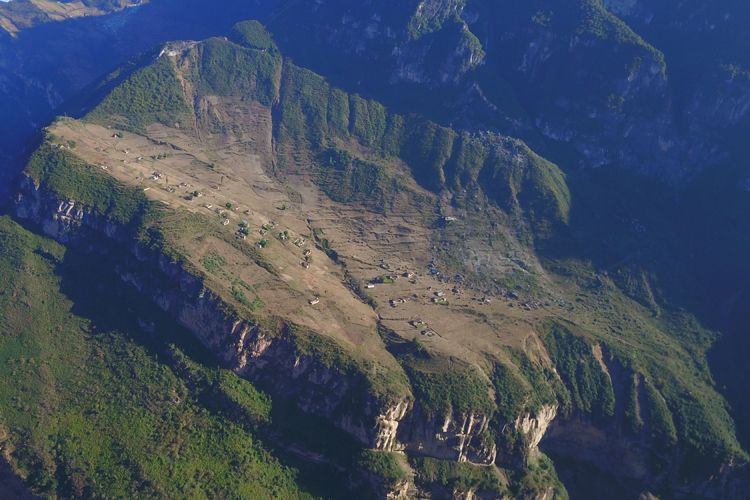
xmin=515 ymin=404 xmax=557 ymax=451
xmin=543 ymin=413 xmax=750 ymax=499
xmin=398 ymin=405 xmax=497 ymax=465
xmin=265 ymin=0 xmax=688 ymax=177
xmin=489 ymin=7 xmax=680 ymax=175
xmin=375 ymin=400 xmax=411 ymax=451
xmin=540 ymin=348 xmax=750 ymax=500
xmin=391 ymin=16 xmax=485 ymax=86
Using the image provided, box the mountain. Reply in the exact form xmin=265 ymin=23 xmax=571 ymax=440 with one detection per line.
xmin=3 ymin=18 xmax=750 ymax=499
xmin=2 ymin=2 xmax=750 ymax=499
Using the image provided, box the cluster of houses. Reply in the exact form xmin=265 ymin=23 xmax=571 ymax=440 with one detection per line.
xmin=428 ymin=260 xmax=441 ymax=277
xmin=409 ymin=319 xmax=436 ymax=337
xmin=236 ymin=221 xmax=250 ymax=240
xmin=258 ymin=222 xmax=275 ymax=237
xmin=301 ymin=248 xmax=312 ymax=269
xmin=518 ymin=300 xmax=544 ymax=311
xmin=431 ymin=289 xmax=449 ymax=305
xmin=389 ymin=298 xmax=407 ymax=307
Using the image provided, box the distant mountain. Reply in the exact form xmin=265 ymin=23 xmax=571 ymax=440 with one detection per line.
xmin=0 ymin=0 xmax=145 ymax=35
xmin=247 ymin=0 xmax=750 ymax=181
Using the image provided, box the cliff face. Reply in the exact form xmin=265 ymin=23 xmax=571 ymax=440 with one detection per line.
xmin=19 ymin=110 xmax=747 ymax=500
xmin=600 ymin=0 xmax=750 ymax=167
xmin=543 ymin=414 xmax=750 ymax=499
xmin=516 ymin=405 xmax=558 ymax=451
xmin=461 ymin=1 xmax=685 ymax=176
xmin=398 ymin=405 xmax=497 ymax=465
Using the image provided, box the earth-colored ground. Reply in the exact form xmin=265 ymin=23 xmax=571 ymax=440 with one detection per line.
xmin=48 ymin=115 xmax=556 ymax=370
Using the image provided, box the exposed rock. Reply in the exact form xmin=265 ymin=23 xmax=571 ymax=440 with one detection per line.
xmin=514 ymin=404 xmax=557 ymax=451
xmin=375 ymin=400 xmax=411 ymax=451
xmin=398 ymin=404 xmax=497 ymax=465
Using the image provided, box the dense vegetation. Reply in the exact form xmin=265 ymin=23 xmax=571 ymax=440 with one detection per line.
xmin=411 ymin=457 xmax=504 ymax=496
xmin=357 ymin=451 xmax=406 ymax=486
xmin=541 ymin=323 xmax=616 ymax=419
xmin=79 ymin=31 xmax=570 ymax=236
xmin=87 ymin=55 xmax=189 ymax=131
xmin=231 ymin=20 xmax=278 ymax=51
xmin=492 ymin=354 xmax=560 ymax=423
xmin=290 ymin=325 xmax=411 ymax=407
xmin=401 ymin=356 xmax=494 ymax=417
xmin=538 ymin=317 xmax=745 ymax=468
xmin=190 ymin=37 xmax=279 ymax=105
xmin=317 ymin=148 xmax=388 ymax=210
xmin=510 ymin=454 xmax=568 ymax=500
xmin=26 ymin=141 xmax=151 ymax=224
xmin=272 ymin=52 xmax=570 ymax=234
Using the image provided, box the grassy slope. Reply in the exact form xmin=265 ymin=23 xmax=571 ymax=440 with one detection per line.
xmin=0 ymin=216 xmax=314 ymax=498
